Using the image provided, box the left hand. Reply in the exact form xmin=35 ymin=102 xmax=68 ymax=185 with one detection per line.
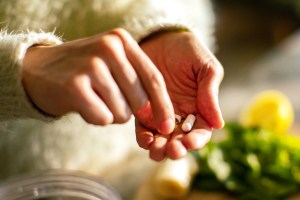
xmin=135 ymin=31 xmax=224 ymax=161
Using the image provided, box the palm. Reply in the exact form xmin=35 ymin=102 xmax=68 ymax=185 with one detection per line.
xmin=135 ymin=32 xmax=224 ymax=161
xmin=140 ymin=32 xmax=214 ymax=123
xmin=156 ymin=42 xmax=199 ymax=116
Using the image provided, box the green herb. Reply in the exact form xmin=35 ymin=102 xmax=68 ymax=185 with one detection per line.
xmin=192 ymin=122 xmax=300 ymax=199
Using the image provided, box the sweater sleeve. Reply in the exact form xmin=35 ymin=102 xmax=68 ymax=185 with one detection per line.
xmin=0 ymin=31 xmax=62 ymax=121
xmin=121 ymin=0 xmax=216 ymax=49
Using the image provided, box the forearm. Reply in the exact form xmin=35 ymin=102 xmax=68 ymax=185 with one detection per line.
xmin=0 ymin=31 xmax=62 ymax=121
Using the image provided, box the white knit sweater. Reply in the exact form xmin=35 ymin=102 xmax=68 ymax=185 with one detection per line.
xmin=0 ymin=0 xmax=215 ymax=120
xmin=0 ymin=0 xmax=215 ymax=196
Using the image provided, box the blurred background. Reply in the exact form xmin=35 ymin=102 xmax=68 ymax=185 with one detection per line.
xmin=135 ymin=2 xmax=300 ymax=199
xmin=211 ymin=0 xmax=300 ymax=125
xmin=213 ymin=0 xmax=300 ymax=72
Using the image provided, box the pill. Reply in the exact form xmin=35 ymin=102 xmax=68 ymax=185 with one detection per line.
xmin=181 ymin=114 xmax=196 ymax=132
xmin=175 ymin=114 xmax=182 ymax=124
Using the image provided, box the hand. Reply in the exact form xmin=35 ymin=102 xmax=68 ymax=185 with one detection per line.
xmin=135 ymin=31 xmax=224 ymax=161
xmin=22 ymin=28 xmax=174 ymax=132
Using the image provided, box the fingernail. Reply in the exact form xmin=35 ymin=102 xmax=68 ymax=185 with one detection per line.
xmin=158 ymin=118 xmax=174 ymax=134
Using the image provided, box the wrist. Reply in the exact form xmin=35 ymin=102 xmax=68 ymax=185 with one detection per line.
xmin=21 ymin=45 xmax=55 ymax=117
xmin=139 ymin=28 xmax=189 ymax=45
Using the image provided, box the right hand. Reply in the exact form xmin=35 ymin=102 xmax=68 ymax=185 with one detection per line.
xmin=22 ymin=28 xmax=175 ymax=133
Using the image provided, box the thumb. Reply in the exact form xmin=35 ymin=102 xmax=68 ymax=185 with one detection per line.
xmin=197 ymin=61 xmax=224 ymax=129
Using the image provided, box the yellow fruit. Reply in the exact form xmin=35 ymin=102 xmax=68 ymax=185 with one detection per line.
xmin=239 ymin=90 xmax=294 ymax=134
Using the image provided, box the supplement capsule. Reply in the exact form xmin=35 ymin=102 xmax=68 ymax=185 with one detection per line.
xmin=181 ymin=114 xmax=196 ymax=132
xmin=175 ymin=114 xmax=182 ymax=124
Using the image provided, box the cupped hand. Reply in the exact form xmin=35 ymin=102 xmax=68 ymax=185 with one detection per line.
xmin=22 ymin=28 xmax=174 ymax=131
xmin=136 ymin=31 xmax=224 ymax=161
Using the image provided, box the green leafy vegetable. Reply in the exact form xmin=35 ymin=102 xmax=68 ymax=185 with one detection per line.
xmin=192 ymin=122 xmax=300 ymax=199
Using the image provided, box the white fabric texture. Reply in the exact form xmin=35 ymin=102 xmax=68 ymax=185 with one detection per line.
xmin=0 ymin=1 xmax=216 ymax=197
xmin=0 ymin=31 xmax=62 ymax=121
xmin=0 ymin=0 xmax=215 ymax=120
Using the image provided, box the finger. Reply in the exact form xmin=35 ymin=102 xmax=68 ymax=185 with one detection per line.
xmin=182 ymin=130 xmax=211 ymax=150
xmin=102 ymin=36 xmax=148 ymax=113
xmin=135 ymin=120 xmax=155 ymax=150
xmin=111 ymin=28 xmax=175 ymax=134
xmin=197 ymin=58 xmax=224 ymax=129
xmin=167 ymin=140 xmax=188 ymax=160
xmin=166 ymin=124 xmax=187 ymax=160
xmin=89 ymin=58 xmax=132 ymax=123
xmin=73 ymin=75 xmax=114 ymax=125
xmin=149 ymin=133 xmax=170 ymax=162
xmin=166 ymin=129 xmax=188 ymax=160
xmin=181 ymin=115 xmax=212 ymax=150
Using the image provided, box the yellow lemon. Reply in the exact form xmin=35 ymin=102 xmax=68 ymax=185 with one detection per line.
xmin=239 ymin=90 xmax=294 ymax=134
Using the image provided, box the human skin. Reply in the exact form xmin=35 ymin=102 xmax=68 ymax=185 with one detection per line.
xmin=137 ymin=31 xmax=224 ymax=161
xmin=22 ymin=28 xmax=175 ymax=134
xmin=22 ymin=28 xmax=224 ymax=161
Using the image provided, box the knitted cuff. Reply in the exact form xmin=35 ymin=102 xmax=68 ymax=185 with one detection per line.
xmin=121 ymin=0 xmax=216 ymax=51
xmin=136 ymin=23 xmax=190 ymax=44
xmin=0 ymin=31 xmax=62 ymax=121
xmin=122 ymin=16 xmax=194 ymax=43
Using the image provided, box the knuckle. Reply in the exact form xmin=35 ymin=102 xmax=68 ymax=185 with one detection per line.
xmin=114 ymin=104 xmax=132 ymax=123
xmin=82 ymin=115 xmax=109 ymax=126
xmin=98 ymin=35 xmax=123 ymax=59
xmin=203 ymin=58 xmax=224 ymax=78
xmin=109 ymin=28 xmax=136 ymax=47
xmin=114 ymin=112 xmax=132 ymax=124
xmin=86 ymin=56 xmax=103 ymax=74
xmin=65 ymin=76 xmax=84 ymax=97
xmin=83 ymin=116 xmax=99 ymax=126
xmin=97 ymin=116 xmax=114 ymax=126
xmin=110 ymin=28 xmax=129 ymax=38
xmin=148 ymin=71 xmax=165 ymax=91
xmin=100 ymin=35 xmax=121 ymax=50
xmin=81 ymin=108 xmax=114 ymax=126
